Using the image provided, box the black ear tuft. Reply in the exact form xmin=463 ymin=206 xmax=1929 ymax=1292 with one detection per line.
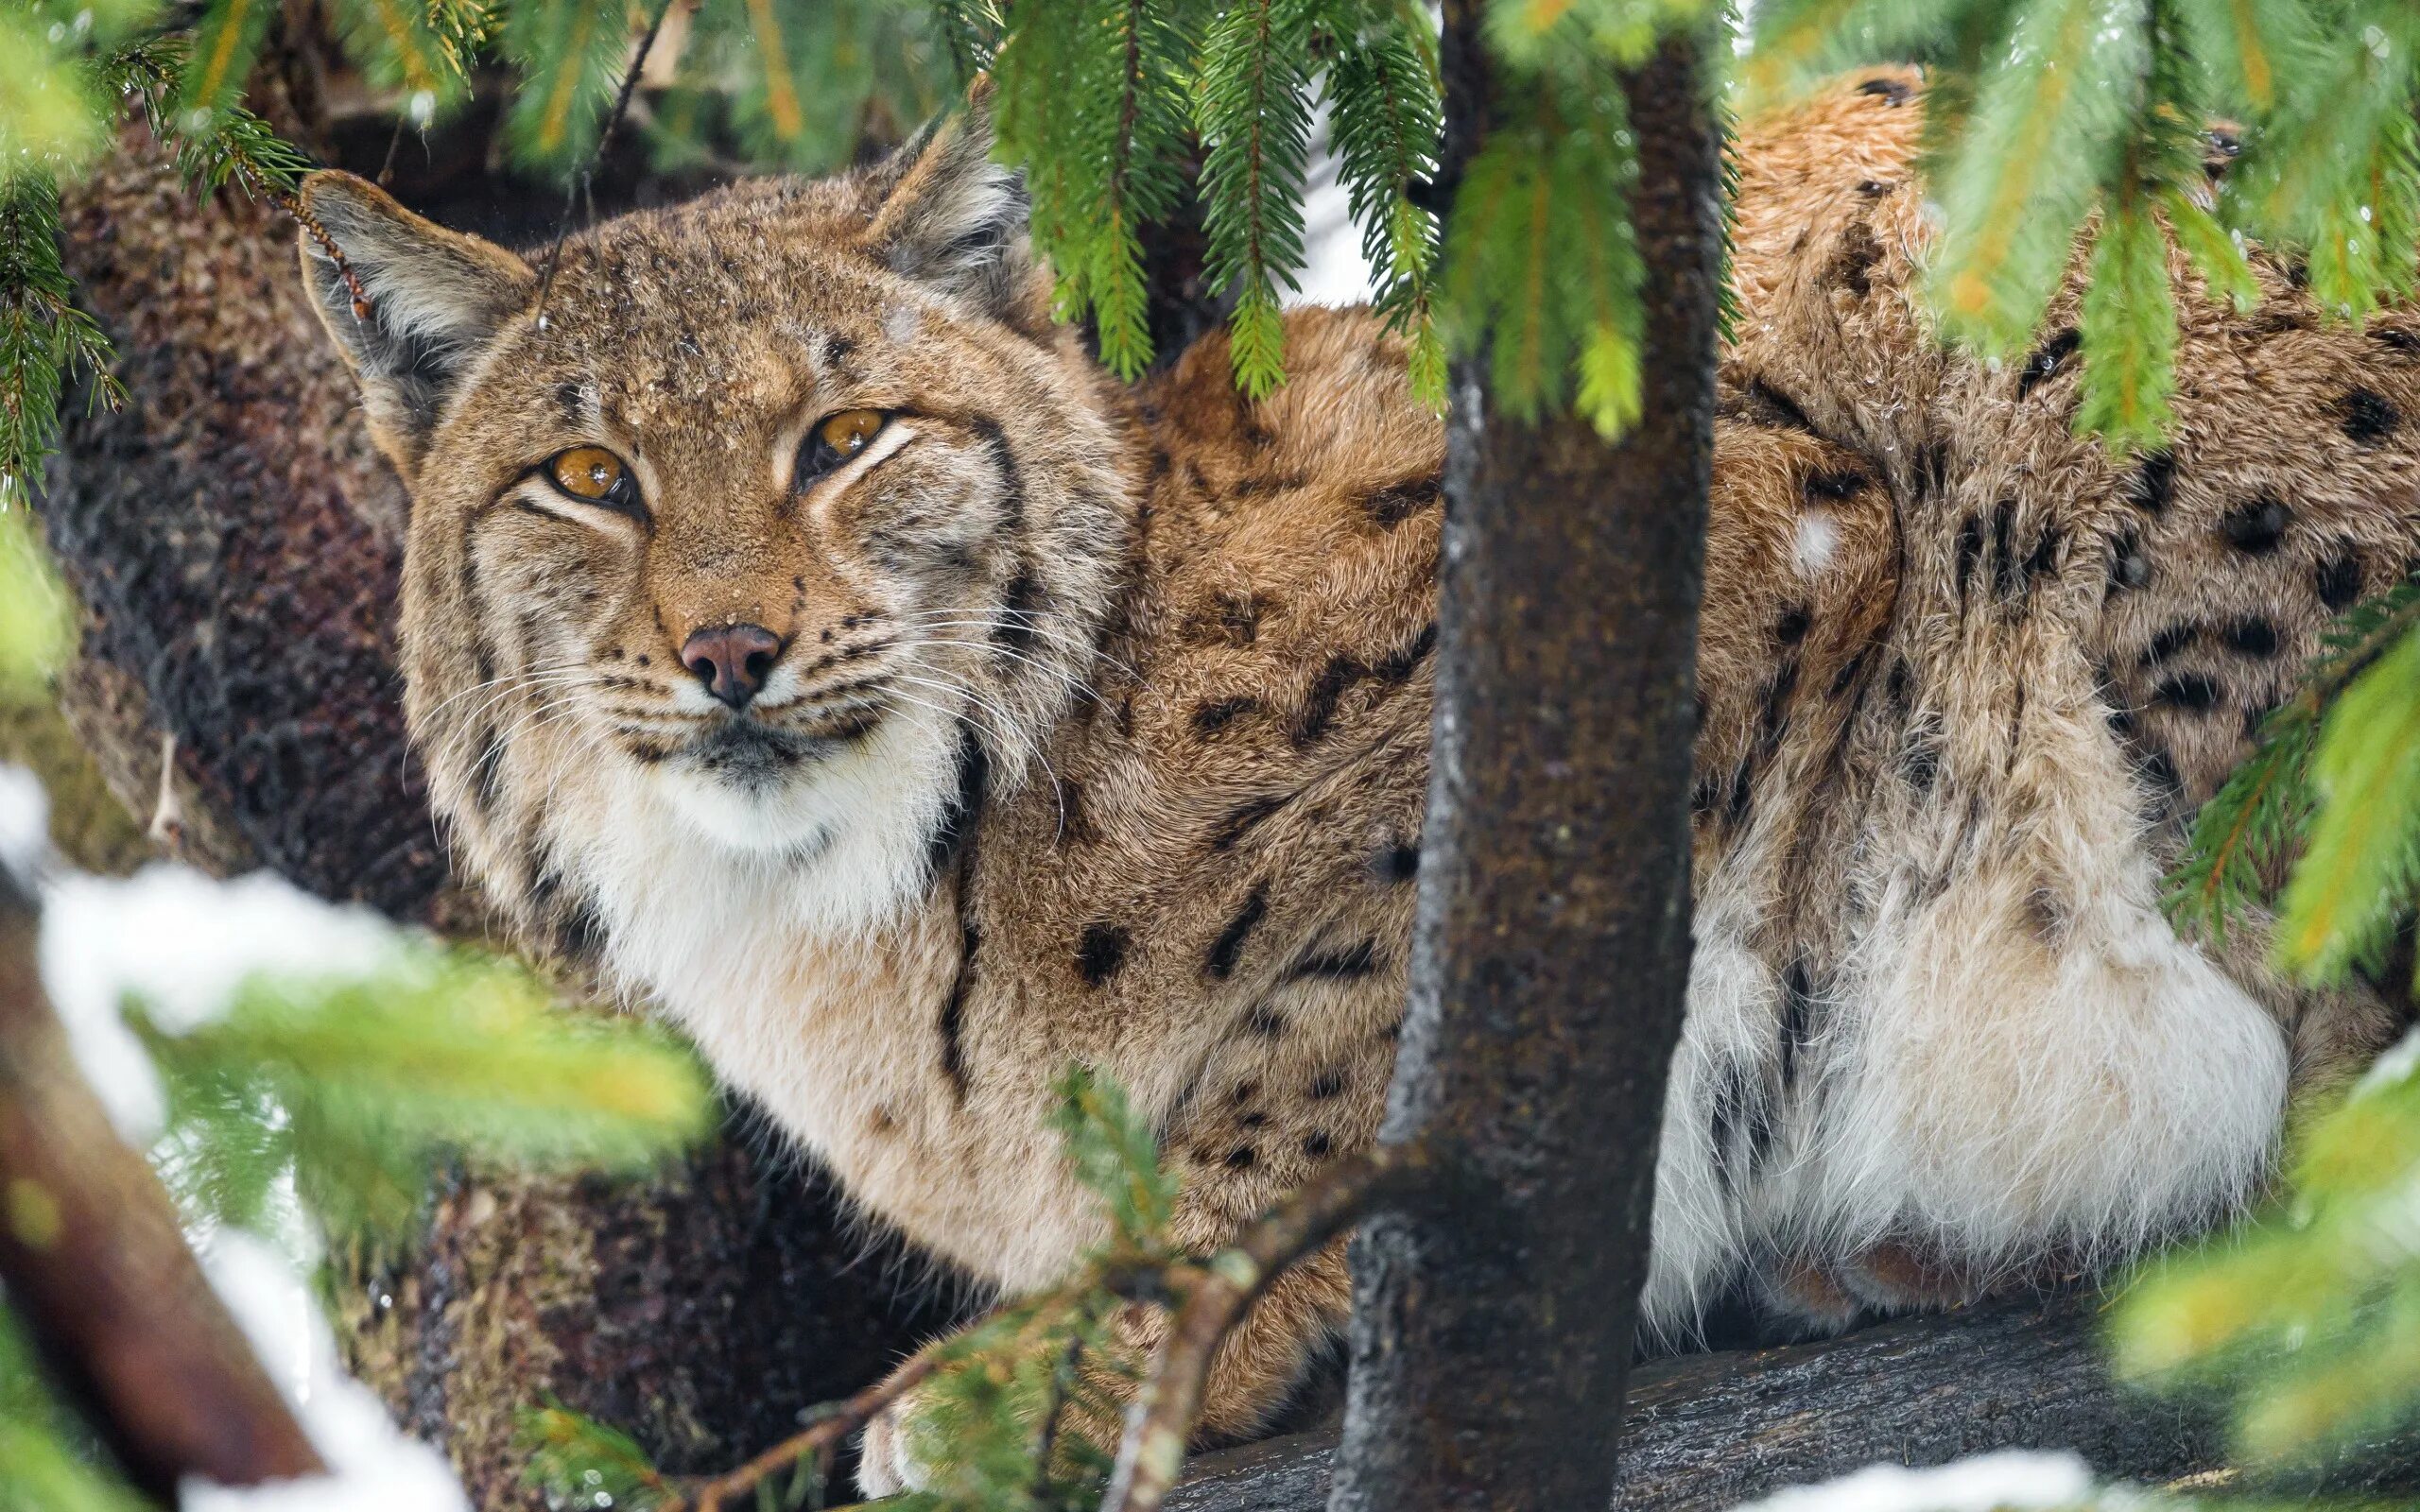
xmin=295 ymin=171 xmax=535 ymax=474
xmin=856 ymin=104 xmax=1036 ymax=318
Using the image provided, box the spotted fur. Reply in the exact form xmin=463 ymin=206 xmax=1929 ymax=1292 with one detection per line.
xmin=298 ymin=75 xmax=2407 ymax=1492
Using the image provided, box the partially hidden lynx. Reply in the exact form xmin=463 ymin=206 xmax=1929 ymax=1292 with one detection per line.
xmin=298 ymin=68 xmax=2411 ymax=1491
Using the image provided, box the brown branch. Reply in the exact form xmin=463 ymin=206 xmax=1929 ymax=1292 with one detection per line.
xmin=1098 ymin=1148 xmax=1423 ymax=1512
xmin=681 ymin=1350 xmax=942 ymax=1512
xmin=0 ymin=865 xmax=324 ymax=1500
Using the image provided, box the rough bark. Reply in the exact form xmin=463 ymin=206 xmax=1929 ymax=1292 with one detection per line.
xmin=1173 ymin=1289 xmax=2420 ymax=1512
xmin=1327 ymin=26 xmax=1723 ymax=1512
xmin=0 ymin=864 xmax=324 ymax=1500
xmin=36 ymin=94 xmax=952 ymax=1510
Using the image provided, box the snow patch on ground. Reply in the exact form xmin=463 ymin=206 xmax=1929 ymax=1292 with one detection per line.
xmin=0 ymin=763 xmax=46 ymax=883
xmin=181 ymin=1230 xmax=471 ymax=1512
xmin=1727 ymin=1452 xmax=2095 ymax=1512
xmin=38 ymin=864 xmax=406 ymax=1143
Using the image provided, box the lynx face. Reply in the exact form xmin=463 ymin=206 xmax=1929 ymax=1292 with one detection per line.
xmin=298 ymin=118 xmax=1132 ymax=944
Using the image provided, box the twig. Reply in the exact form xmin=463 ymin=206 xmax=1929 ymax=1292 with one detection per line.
xmin=1029 ymin=1331 xmax=1088 ymax=1503
xmin=147 ymin=730 xmax=184 ymax=852
xmin=683 ymin=1351 xmax=942 ymax=1512
xmin=1097 ymin=1148 xmax=1420 ymax=1512
xmin=534 ymin=0 xmax=679 ymax=320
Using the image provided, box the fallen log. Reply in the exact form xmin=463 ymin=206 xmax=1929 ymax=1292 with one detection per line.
xmin=1170 ymin=1290 xmax=2419 ymax=1512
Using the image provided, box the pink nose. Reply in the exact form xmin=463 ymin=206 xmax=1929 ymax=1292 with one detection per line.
xmin=681 ymin=624 xmax=783 ymax=710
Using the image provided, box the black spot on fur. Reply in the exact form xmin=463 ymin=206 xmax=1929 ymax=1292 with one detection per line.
xmin=1858 ymin=76 xmax=1911 ymax=104
xmin=2222 ymin=617 xmax=2281 ymax=657
xmin=1207 ymin=888 xmax=1269 ymax=979
xmin=967 ymin=415 xmax=1028 ymax=540
xmin=1286 ymin=938 xmax=1380 ymax=982
xmin=1886 ymin=659 xmax=1912 ymax=710
xmin=938 ymin=919 xmax=977 ymax=1104
xmin=1991 ymin=500 xmax=2024 ymax=601
xmin=1210 ymin=793 xmax=1290 ymax=851
xmin=2376 ymin=327 xmax=2420 ymax=357
xmin=1372 ymin=624 xmax=1438 ymax=684
xmin=1375 ymin=841 xmax=1420 ymax=884
xmin=1302 ymin=1130 xmax=1333 ymax=1160
xmin=1077 ymin=923 xmax=1130 ymax=987
xmin=1776 ymin=606 xmax=1812 ymax=644
xmin=2108 ymin=531 xmax=2152 ymax=591
xmin=1724 ymin=759 xmax=1756 ymax=827
xmin=1827 ymin=647 xmax=1871 ymax=702
xmin=1232 ymin=1082 xmax=1258 ymax=1105
xmin=1052 ymin=777 xmax=1096 ymax=847
xmin=1955 ymin=517 xmax=1984 ymax=599
xmin=2017 ymin=329 xmax=2081 ymax=398
xmin=2339 ymin=387 xmax=2402 ymax=445
xmin=1224 ymin=1146 xmax=1256 ymax=1170
xmin=2154 ymin=672 xmax=2222 ymax=712
xmin=2145 ymin=621 xmax=2200 ymax=663
xmin=1830 ymin=220 xmax=1883 ymax=297
xmin=1857 ymin=179 xmax=1895 ymax=197
xmin=2319 ymin=546 xmax=2365 ymax=610
xmin=1739 ymin=378 xmax=1821 ymax=435
xmin=1192 ymin=696 xmax=1258 ymax=736
xmin=1294 ymin=655 xmax=1362 ymax=746
xmin=2025 ymin=526 xmax=2062 ymax=585
xmin=2221 ymin=495 xmax=2291 ymax=555
xmin=922 ymin=729 xmax=990 ymax=882
xmin=994 ymin=571 xmax=1044 ymax=652
xmin=553 ymin=381 xmax=584 ymax=423
xmin=1364 ymin=479 xmax=1442 ymax=528
xmin=1804 ymin=469 xmax=1870 ymax=503
xmin=2123 ymin=450 xmax=2176 ymax=515
xmin=1245 ymin=1003 xmax=1287 ymax=1037
xmin=1308 ymin=1070 xmax=1347 ymax=1100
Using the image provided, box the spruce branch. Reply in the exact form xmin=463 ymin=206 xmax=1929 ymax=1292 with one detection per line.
xmin=1197 ymin=0 xmax=1317 ymax=394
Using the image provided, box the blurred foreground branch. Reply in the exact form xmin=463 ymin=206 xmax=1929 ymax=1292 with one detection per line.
xmin=0 ymin=865 xmax=323 ymax=1500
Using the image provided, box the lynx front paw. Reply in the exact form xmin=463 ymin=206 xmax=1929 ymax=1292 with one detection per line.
xmin=854 ymin=1361 xmax=942 ymax=1497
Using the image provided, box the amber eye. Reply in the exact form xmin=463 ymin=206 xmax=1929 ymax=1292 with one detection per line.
xmin=796 ymin=409 xmax=888 ymax=487
xmin=544 ymin=446 xmax=642 ymax=513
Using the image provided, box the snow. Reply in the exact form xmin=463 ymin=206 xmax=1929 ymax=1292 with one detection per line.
xmin=2358 ymin=1023 xmax=2420 ymax=1098
xmin=1727 ymin=1452 xmax=2095 ymax=1512
xmin=181 ymin=1230 xmax=471 ymax=1512
xmin=37 ymin=863 xmax=407 ymax=1143
xmin=0 ymin=762 xmax=45 ymax=883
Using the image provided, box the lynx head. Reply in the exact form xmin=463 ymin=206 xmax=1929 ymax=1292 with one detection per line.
xmin=297 ymin=111 xmax=1134 ymax=964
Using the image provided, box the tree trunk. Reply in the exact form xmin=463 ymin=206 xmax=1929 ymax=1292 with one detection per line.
xmin=1328 ymin=23 xmax=1723 ymax=1512
xmin=35 ymin=89 xmax=952 ymax=1508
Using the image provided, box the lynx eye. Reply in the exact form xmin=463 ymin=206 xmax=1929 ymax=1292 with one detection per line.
xmin=796 ymin=409 xmax=888 ymax=487
xmin=544 ymin=446 xmax=642 ymax=514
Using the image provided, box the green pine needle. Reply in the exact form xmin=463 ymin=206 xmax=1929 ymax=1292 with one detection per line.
xmin=503 ymin=0 xmax=631 ymax=175
xmin=2075 ymin=190 xmax=2177 ymax=453
xmin=1197 ymin=0 xmax=1318 ymax=394
xmin=1928 ymin=0 xmax=2151 ymax=355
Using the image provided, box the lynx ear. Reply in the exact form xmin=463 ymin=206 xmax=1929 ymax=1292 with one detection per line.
xmin=857 ymin=100 xmax=1036 ymax=318
xmin=295 ymin=171 xmax=535 ymax=474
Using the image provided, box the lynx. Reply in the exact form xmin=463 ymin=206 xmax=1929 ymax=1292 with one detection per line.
xmin=299 ymin=69 xmax=2408 ymax=1491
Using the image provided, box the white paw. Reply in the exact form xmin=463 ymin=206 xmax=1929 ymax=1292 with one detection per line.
xmin=855 ymin=1386 xmax=934 ymax=1498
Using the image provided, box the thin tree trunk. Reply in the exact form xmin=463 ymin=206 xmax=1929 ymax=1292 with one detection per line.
xmin=1328 ymin=25 xmax=1722 ymax=1512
